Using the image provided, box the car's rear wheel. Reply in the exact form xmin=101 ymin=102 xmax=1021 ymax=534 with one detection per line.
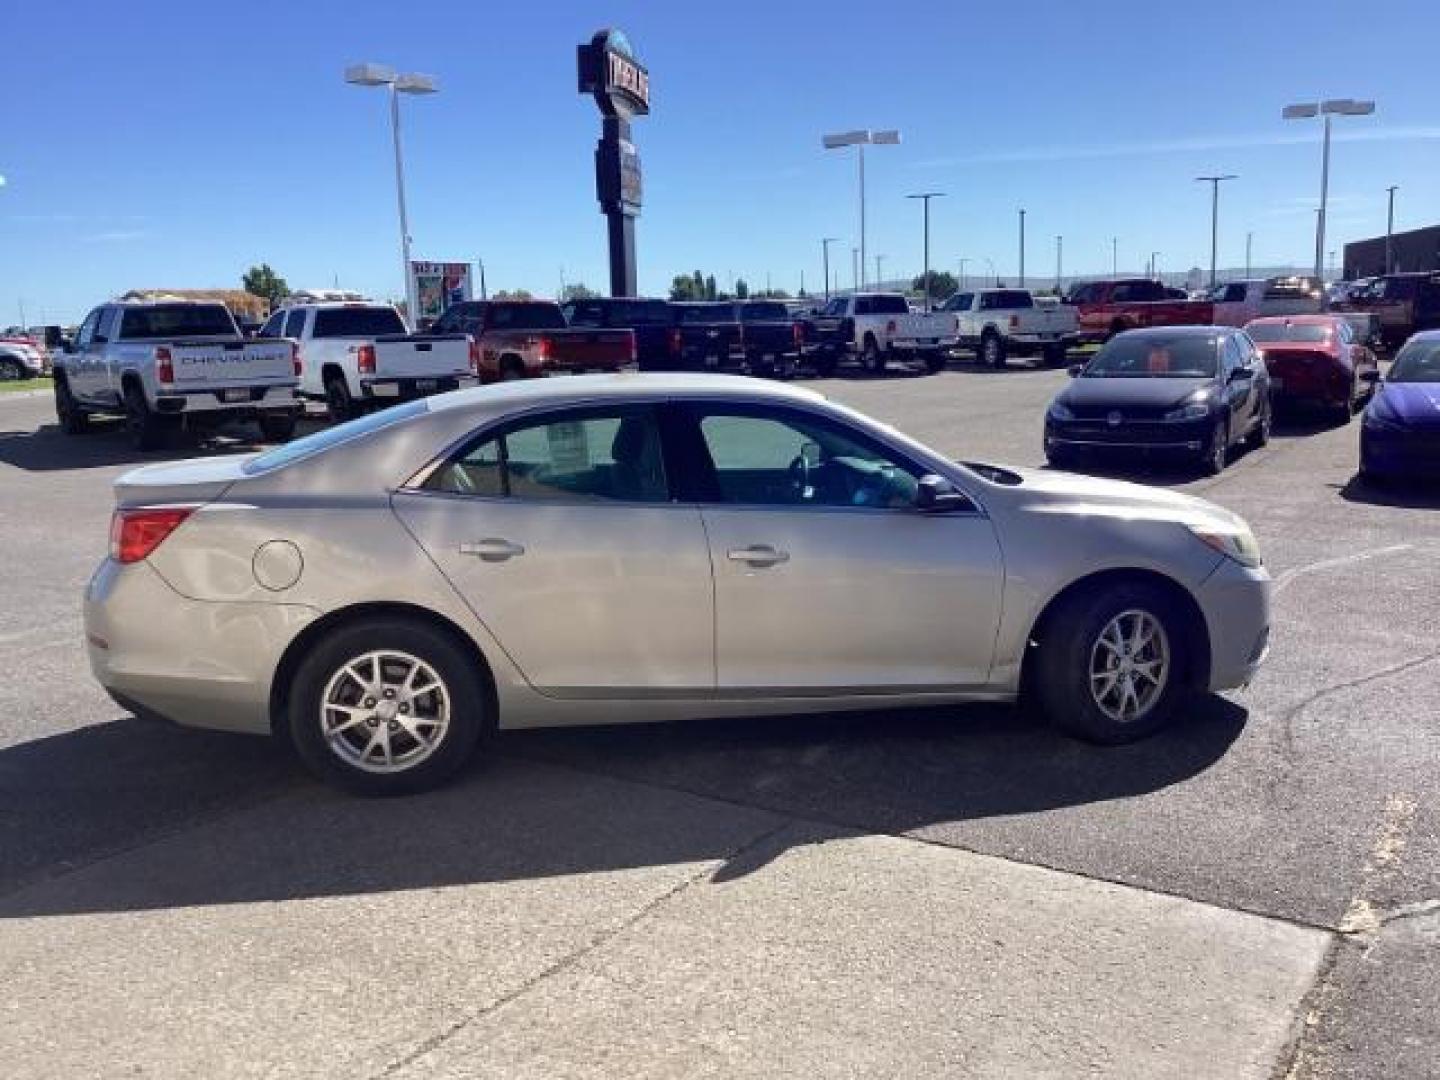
xmin=862 ymin=336 xmax=886 ymax=376
xmin=325 ymin=373 xmax=357 ymax=423
xmin=923 ymin=351 xmax=946 ymax=375
xmin=981 ymin=331 xmax=1006 ymax=368
xmin=0 ymin=357 xmax=25 ymax=380
xmin=54 ymin=376 xmax=90 ymax=434
xmin=287 ymin=617 xmax=486 ymax=795
xmin=258 ymin=411 xmax=298 ymax=443
xmin=1035 ymin=583 xmax=1189 ymax=744
xmin=123 ymin=382 xmax=170 ymax=450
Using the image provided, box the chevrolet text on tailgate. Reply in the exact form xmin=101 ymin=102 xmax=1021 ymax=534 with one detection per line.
xmin=264 ymin=300 xmax=478 ymax=422
xmin=53 ymin=300 xmax=301 ymax=449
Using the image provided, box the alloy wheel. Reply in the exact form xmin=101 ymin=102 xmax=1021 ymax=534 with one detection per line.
xmin=1088 ymin=609 xmax=1170 ymax=724
xmin=319 ymin=650 xmax=451 ymax=774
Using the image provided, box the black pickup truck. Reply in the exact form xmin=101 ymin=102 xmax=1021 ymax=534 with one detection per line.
xmin=728 ymin=300 xmax=804 ymax=377
xmin=668 ymin=302 xmax=745 ymax=371
xmin=561 ymin=297 xmax=677 ymax=371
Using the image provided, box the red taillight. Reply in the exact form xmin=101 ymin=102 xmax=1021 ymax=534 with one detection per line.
xmin=886 ymin=319 xmax=897 ymax=334
xmin=793 ymin=321 xmax=804 ymax=348
xmin=468 ymin=336 xmax=481 ymax=375
xmin=537 ymin=336 xmax=553 ymax=362
xmin=155 ymin=346 xmax=174 ymax=385
xmin=291 ymin=343 xmax=302 ymax=377
xmin=109 ymin=508 xmax=193 ymax=564
xmin=669 ymin=328 xmax=682 ymax=354
xmin=356 ymin=344 xmax=376 ymax=374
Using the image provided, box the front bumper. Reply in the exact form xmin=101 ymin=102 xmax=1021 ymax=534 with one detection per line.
xmin=154 ymin=384 xmax=299 ymax=416
xmin=85 ymin=559 xmax=319 ymax=735
xmin=1361 ymin=424 xmax=1440 ymax=477
xmin=1195 ymin=557 xmax=1272 ymax=692
xmin=1045 ymin=417 xmax=1211 ymax=457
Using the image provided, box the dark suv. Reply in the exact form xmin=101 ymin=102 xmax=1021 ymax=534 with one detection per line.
xmin=561 ymin=297 xmax=675 ymax=371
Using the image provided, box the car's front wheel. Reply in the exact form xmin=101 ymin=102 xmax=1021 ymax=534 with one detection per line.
xmin=1200 ymin=418 xmax=1228 ymax=475
xmin=287 ymin=617 xmax=487 ymax=795
xmin=1035 ymin=582 xmax=1190 ymax=744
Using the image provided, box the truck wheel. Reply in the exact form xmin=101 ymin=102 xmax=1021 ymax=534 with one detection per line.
xmin=54 ymin=376 xmax=91 ymax=435
xmin=123 ymin=383 xmax=169 ymax=451
xmin=1043 ymin=343 xmax=1068 ymax=367
xmin=813 ymin=351 xmax=838 ymax=378
xmin=259 ymin=412 xmax=298 ymax=443
xmin=324 ymin=373 xmax=357 ymax=423
xmin=923 ymin=351 xmax=946 ymax=375
xmin=981 ymin=331 xmax=1006 ymax=368
xmin=0 ymin=358 xmax=24 ymax=380
xmin=499 ymin=356 xmax=525 ymax=381
xmin=862 ymin=336 xmax=886 ymax=376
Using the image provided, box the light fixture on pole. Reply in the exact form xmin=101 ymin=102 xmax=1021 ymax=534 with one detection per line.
xmin=1283 ymin=98 xmax=1375 ymax=280
xmin=1385 ymin=185 xmax=1398 ymax=274
xmin=823 ymin=128 xmax=901 ymax=291
xmin=345 ymin=63 xmax=438 ymax=326
xmin=820 ymin=237 xmax=839 ymax=301
xmin=906 ymin=192 xmax=945 ymax=311
xmin=1017 ymin=209 xmax=1027 ymax=288
xmin=1195 ymin=175 xmax=1237 ymax=288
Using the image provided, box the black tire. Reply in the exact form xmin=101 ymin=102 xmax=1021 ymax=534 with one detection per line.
xmin=123 ymin=382 xmax=168 ymax=451
xmin=922 ymin=351 xmax=946 ymax=375
xmin=813 ymin=351 xmax=838 ymax=378
xmin=0 ymin=357 xmax=25 ymax=380
xmin=1034 ymin=581 xmax=1191 ymax=745
xmin=1043 ymin=343 xmax=1068 ymax=368
xmin=749 ymin=353 xmax=776 ymax=378
xmin=499 ymin=356 xmax=526 ymax=381
xmin=1199 ymin=418 xmax=1228 ymax=476
xmin=287 ymin=617 xmax=487 ymax=796
xmin=54 ymin=376 xmax=90 ymax=434
xmin=1250 ymin=402 xmax=1271 ymax=448
xmin=981 ymin=331 xmax=1006 ymax=368
xmin=324 ymin=373 xmax=357 ymax=424
xmin=1045 ymin=446 xmax=1076 ymax=470
xmin=861 ymin=336 xmax=886 ymax=376
xmin=258 ymin=411 xmax=298 ymax=443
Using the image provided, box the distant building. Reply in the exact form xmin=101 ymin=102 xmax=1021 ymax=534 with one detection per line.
xmin=1344 ymin=225 xmax=1440 ymax=279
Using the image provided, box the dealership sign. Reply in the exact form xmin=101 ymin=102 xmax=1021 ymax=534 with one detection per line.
xmin=578 ymin=28 xmax=650 ymax=118
xmin=408 ymin=261 xmax=472 ymax=324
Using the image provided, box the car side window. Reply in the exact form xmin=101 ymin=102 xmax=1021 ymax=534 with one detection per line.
xmin=426 ymin=407 xmax=668 ymax=504
xmin=284 ymin=309 xmax=307 ymax=338
xmin=94 ymin=307 xmax=119 ymax=344
xmin=686 ymin=406 xmax=922 ymax=510
xmin=259 ymin=311 xmax=284 ymax=337
xmin=74 ymin=309 xmax=101 ymax=349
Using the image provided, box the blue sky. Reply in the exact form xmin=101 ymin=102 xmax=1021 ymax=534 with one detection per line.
xmin=4 ymin=0 xmax=1438 ymax=324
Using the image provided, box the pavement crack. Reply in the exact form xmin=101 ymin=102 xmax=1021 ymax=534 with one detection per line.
xmin=1278 ymin=651 xmax=1440 ymax=761
xmin=371 ymin=818 xmax=794 ymax=1078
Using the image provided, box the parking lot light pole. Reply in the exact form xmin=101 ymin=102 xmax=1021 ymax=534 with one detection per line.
xmin=1386 ymin=185 xmax=1398 ymax=273
xmin=1283 ymin=99 xmax=1375 ymax=281
xmin=906 ymin=192 xmax=944 ymax=311
xmin=1111 ymin=238 xmax=1118 ymax=280
xmin=874 ymin=254 xmax=885 ymax=288
xmin=958 ymin=258 xmax=970 ymax=290
xmin=1055 ymin=236 xmax=1062 ymax=292
xmin=852 ymin=247 xmax=859 ymax=291
xmin=1195 ymin=175 xmax=1237 ymax=289
xmin=345 ymin=64 xmax=438 ymax=327
xmin=823 ymin=129 xmax=900 ymax=295
xmin=1245 ymin=233 xmax=1252 ymax=279
xmin=820 ymin=238 xmax=839 ymax=301
xmin=1017 ymin=209 xmax=1027 ymax=288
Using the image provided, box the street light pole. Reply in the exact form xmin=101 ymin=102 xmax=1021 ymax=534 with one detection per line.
xmin=1055 ymin=236 xmax=1062 ymax=292
xmin=906 ymin=192 xmax=945 ymax=311
xmin=1111 ymin=238 xmax=1118 ymax=280
xmin=823 ymin=129 xmax=901 ymax=296
xmin=1195 ymin=175 xmax=1237 ymax=288
xmin=1283 ymin=99 xmax=1375 ymax=281
xmin=851 ymin=247 xmax=859 ymax=292
xmin=874 ymin=254 xmax=885 ymax=287
xmin=1386 ymin=185 xmax=1398 ymax=273
xmin=1245 ymin=232 xmax=1252 ymax=279
xmin=1018 ymin=209 xmax=1027 ymax=288
xmin=958 ymin=258 xmax=970 ymax=291
xmin=346 ymin=63 xmax=438 ymax=327
xmin=820 ymin=237 xmax=839 ymax=301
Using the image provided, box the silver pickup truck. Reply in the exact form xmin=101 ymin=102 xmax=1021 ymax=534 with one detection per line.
xmin=54 ymin=300 xmax=300 ymax=448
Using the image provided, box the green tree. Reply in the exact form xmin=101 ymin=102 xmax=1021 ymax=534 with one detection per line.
xmin=560 ymin=282 xmax=599 ymax=301
xmin=693 ymin=270 xmax=706 ymax=298
xmin=494 ymin=289 xmax=534 ymax=301
xmin=705 ymin=275 xmax=718 ymax=300
xmin=670 ymin=274 xmax=700 ymax=300
xmin=734 ymin=279 xmax=750 ymax=299
xmin=242 ymin=263 xmax=290 ymax=307
xmin=911 ymin=270 xmax=959 ymax=301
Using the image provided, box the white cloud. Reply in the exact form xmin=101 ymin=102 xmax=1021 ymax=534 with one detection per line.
xmin=85 ymin=230 xmax=148 ymax=243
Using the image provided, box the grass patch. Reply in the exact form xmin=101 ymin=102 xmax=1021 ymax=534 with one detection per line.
xmin=0 ymin=377 xmax=51 ymax=394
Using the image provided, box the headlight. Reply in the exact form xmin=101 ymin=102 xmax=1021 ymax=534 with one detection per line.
xmin=1048 ymin=400 xmax=1075 ymax=421
xmin=1164 ymin=391 xmax=1214 ymax=422
xmin=1362 ymin=400 xmax=1403 ymax=431
xmin=1187 ymin=523 xmax=1263 ymax=569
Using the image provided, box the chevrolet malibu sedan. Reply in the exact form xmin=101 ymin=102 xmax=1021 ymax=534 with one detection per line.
xmin=1360 ymin=330 xmax=1440 ymax=481
xmin=1244 ymin=314 xmax=1377 ymax=422
xmin=1045 ymin=327 xmax=1271 ymax=475
xmin=86 ymin=375 xmax=1270 ymax=794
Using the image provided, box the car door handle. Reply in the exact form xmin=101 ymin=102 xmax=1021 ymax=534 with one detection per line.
xmin=459 ymin=538 xmax=526 ymax=562
xmin=726 ymin=545 xmax=789 ymax=567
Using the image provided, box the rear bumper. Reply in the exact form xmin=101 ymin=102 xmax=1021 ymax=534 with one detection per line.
xmin=1196 ymin=558 xmax=1272 ymax=692
xmin=361 ymin=374 xmax=477 ymax=400
xmin=155 ymin=384 xmax=299 ymax=416
xmin=84 ymin=559 xmax=318 ymax=736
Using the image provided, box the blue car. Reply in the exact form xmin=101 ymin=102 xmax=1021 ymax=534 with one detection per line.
xmin=1360 ymin=331 xmax=1440 ymax=481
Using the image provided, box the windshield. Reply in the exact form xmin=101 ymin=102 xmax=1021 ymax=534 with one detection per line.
xmin=1083 ymin=334 xmax=1219 ymax=378
xmin=1245 ymin=322 xmax=1333 ymax=344
xmin=1388 ymin=339 xmax=1440 ymax=383
xmin=118 ymin=304 xmax=237 ymax=339
xmin=243 ymin=399 xmax=428 ymax=474
xmin=484 ymin=303 xmax=566 ymax=330
xmin=674 ymin=305 xmax=731 ymax=325
xmin=312 ymin=307 xmax=408 ymax=338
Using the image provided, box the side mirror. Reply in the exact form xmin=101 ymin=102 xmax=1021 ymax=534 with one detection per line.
xmin=915 ymin=474 xmax=969 ymax=513
xmin=1067 ymin=364 xmax=1083 ymax=378
xmin=1359 ymin=369 xmax=1381 ymax=384
xmin=60 ymin=338 xmax=75 ymax=353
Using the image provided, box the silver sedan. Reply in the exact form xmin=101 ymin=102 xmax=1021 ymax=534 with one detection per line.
xmin=85 ymin=374 xmax=1271 ymax=794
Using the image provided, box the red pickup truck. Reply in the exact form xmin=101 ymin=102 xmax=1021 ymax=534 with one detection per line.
xmin=1064 ymin=279 xmax=1214 ymax=343
xmin=433 ymin=300 xmax=635 ymax=381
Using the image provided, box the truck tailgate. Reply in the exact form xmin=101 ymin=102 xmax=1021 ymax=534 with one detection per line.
xmin=373 ymin=334 xmax=472 ymax=379
xmin=170 ymin=339 xmax=294 ymax=387
xmin=547 ymin=329 xmax=635 ymax=371
xmin=894 ymin=314 xmax=956 ymax=344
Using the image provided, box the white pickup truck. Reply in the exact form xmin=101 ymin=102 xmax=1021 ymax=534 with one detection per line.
xmin=939 ymin=288 xmax=1079 ymax=367
xmin=805 ymin=292 xmax=957 ymax=376
xmin=53 ymin=300 xmax=300 ymax=449
xmin=1208 ymin=276 xmax=1322 ymax=328
xmin=261 ymin=301 xmax=476 ymax=421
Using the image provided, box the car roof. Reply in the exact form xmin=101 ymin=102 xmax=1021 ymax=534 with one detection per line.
xmin=426 ymin=373 xmax=825 ymax=415
xmin=1245 ymin=313 xmax=1339 ymax=325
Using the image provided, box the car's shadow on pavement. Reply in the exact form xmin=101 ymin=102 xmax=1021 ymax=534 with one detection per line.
xmin=0 ymin=696 xmax=1246 ymax=917
xmin=1337 ymin=473 xmax=1440 ymax=510
xmin=0 ymin=418 xmax=327 ymax=472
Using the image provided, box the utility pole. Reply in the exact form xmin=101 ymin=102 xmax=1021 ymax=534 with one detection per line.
xmin=1055 ymin=236 xmax=1062 ymax=292
xmin=906 ymin=192 xmax=945 ymax=311
xmin=1111 ymin=238 xmax=1118 ymax=279
xmin=1018 ymin=209 xmax=1027 ymax=288
xmin=1245 ymin=232 xmax=1253 ymax=279
xmin=852 ymin=247 xmax=859 ymax=291
xmin=958 ymin=258 xmax=970 ymax=290
xmin=478 ymin=258 xmax=487 ymax=300
xmin=874 ymin=254 xmax=885 ymax=287
xmin=1195 ymin=174 xmax=1238 ymax=288
xmin=1386 ymin=185 xmax=1398 ymax=274
xmin=820 ymin=238 xmax=838 ymax=300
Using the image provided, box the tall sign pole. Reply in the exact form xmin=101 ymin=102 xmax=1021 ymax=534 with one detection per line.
xmin=578 ymin=29 xmax=650 ymax=297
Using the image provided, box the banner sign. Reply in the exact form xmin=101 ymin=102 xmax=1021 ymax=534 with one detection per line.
xmin=409 ymin=261 xmax=472 ymax=324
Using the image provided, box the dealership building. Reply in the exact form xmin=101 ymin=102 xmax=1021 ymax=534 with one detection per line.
xmin=1344 ymin=224 xmax=1440 ymax=279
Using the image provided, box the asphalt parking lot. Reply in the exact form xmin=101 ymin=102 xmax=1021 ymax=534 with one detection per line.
xmin=2 ymin=364 xmax=1437 ymax=1079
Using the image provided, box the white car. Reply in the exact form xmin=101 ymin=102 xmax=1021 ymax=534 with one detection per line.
xmin=261 ymin=301 xmax=476 ymax=421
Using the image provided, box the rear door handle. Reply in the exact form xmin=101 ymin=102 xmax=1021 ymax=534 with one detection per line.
xmin=726 ymin=545 xmax=789 ymax=568
xmin=460 ymin=538 xmax=526 ymax=562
